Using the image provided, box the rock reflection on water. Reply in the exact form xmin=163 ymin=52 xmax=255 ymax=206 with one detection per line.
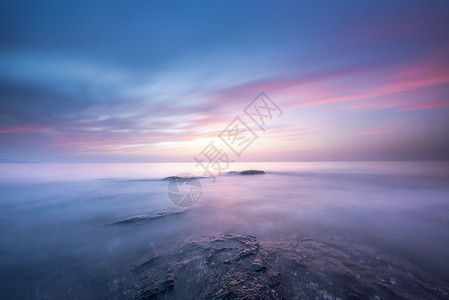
xmin=0 ymin=162 xmax=448 ymax=299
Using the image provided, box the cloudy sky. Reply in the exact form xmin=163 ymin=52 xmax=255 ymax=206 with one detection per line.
xmin=1 ymin=0 xmax=448 ymax=162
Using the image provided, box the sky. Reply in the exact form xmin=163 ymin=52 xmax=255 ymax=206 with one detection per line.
xmin=0 ymin=0 xmax=448 ymax=163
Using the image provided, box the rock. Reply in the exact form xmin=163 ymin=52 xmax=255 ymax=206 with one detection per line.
xmin=119 ymin=234 xmax=287 ymax=299
xmin=109 ymin=211 xmax=185 ymax=225
xmin=110 ymin=234 xmax=449 ymax=300
xmin=162 ymin=176 xmax=184 ymax=181
xmin=239 ymin=170 xmax=265 ymax=175
xmin=162 ymin=176 xmax=204 ymax=181
xmin=136 ymin=274 xmax=175 ymax=299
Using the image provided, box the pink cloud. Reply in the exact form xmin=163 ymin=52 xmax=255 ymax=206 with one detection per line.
xmin=0 ymin=126 xmax=43 ymax=134
xmin=262 ymin=60 xmax=449 ymax=112
xmin=401 ymin=99 xmax=449 ymax=111
xmin=362 ymin=130 xmax=388 ymax=135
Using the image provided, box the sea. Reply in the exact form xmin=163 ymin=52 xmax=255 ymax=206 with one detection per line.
xmin=0 ymin=161 xmax=448 ymax=299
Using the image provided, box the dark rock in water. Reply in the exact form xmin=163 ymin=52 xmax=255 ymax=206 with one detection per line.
xmin=111 ymin=234 xmax=449 ymax=300
xmin=136 ymin=274 xmax=175 ymax=300
xmin=162 ymin=176 xmax=205 ymax=181
xmin=227 ymin=171 xmax=239 ymax=174
xmin=239 ymin=170 xmax=265 ymax=175
xmin=109 ymin=211 xmax=185 ymax=225
xmin=120 ymin=234 xmax=287 ymax=299
xmin=199 ymin=234 xmax=286 ymax=300
xmin=162 ymin=176 xmax=185 ymax=181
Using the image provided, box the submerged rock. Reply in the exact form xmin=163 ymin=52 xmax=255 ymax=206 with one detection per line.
xmin=136 ymin=274 xmax=175 ymax=299
xmin=110 ymin=234 xmax=449 ymax=300
xmin=239 ymin=170 xmax=265 ymax=175
xmin=162 ymin=176 xmax=186 ymax=181
xmin=162 ymin=176 xmax=205 ymax=181
xmin=109 ymin=211 xmax=185 ymax=225
xmin=118 ymin=234 xmax=287 ymax=299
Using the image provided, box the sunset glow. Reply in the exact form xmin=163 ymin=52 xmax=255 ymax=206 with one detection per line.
xmin=1 ymin=1 xmax=448 ymax=162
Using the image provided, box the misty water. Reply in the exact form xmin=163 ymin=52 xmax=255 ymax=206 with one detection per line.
xmin=0 ymin=162 xmax=448 ymax=299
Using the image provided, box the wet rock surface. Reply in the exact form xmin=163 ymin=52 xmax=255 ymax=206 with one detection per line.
xmin=112 ymin=234 xmax=449 ymax=300
xmin=228 ymin=170 xmax=266 ymax=175
xmin=109 ymin=211 xmax=185 ymax=225
xmin=162 ymin=176 xmax=205 ymax=181
xmin=239 ymin=170 xmax=265 ymax=175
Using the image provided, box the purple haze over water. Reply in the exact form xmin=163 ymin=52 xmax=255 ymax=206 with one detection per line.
xmin=0 ymin=161 xmax=448 ymax=297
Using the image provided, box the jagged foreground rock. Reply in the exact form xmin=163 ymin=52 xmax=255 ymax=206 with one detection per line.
xmin=112 ymin=234 xmax=449 ymax=300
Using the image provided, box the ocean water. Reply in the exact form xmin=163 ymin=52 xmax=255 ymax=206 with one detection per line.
xmin=0 ymin=162 xmax=448 ymax=298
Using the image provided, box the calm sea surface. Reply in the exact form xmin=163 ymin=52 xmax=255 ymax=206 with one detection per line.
xmin=0 ymin=162 xmax=448 ymax=298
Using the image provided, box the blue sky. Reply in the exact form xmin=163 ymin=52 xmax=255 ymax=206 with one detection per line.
xmin=1 ymin=0 xmax=448 ymax=162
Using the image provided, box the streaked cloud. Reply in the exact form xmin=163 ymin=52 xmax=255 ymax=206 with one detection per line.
xmin=1 ymin=1 xmax=448 ymax=162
